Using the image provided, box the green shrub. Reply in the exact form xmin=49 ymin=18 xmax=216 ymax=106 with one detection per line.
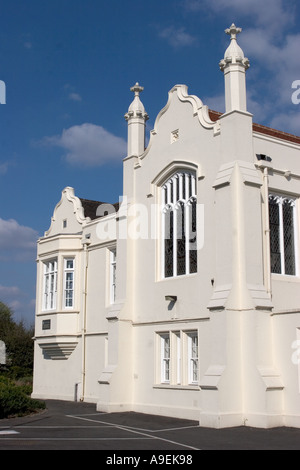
xmin=0 ymin=378 xmax=45 ymax=419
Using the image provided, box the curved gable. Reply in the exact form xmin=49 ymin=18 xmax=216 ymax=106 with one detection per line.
xmin=141 ymin=84 xmax=219 ymax=161
xmin=45 ymin=186 xmax=89 ymax=237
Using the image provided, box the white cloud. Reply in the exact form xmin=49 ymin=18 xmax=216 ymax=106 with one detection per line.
xmin=43 ymin=123 xmax=127 ymax=167
xmin=184 ymin=0 xmax=294 ymax=32
xmin=241 ymin=31 xmax=300 ymax=106
xmin=0 ymin=285 xmax=35 ymax=326
xmin=158 ymin=26 xmax=197 ymax=48
xmin=203 ymin=84 xmax=271 ymax=121
xmin=269 ymin=111 xmax=300 ymax=136
xmin=184 ymin=0 xmax=300 ymax=134
xmin=64 ymin=84 xmax=82 ymax=102
xmin=0 ymin=218 xmax=39 ymax=261
xmin=0 ymin=285 xmax=23 ymax=297
xmin=68 ymin=92 xmax=82 ymax=102
xmin=0 ymin=161 xmax=9 ymax=175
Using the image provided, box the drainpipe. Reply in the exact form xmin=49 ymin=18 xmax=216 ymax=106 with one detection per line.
xmin=80 ymin=236 xmax=90 ymax=401
xmin=263 ymin=167 xmax=271 ymax=295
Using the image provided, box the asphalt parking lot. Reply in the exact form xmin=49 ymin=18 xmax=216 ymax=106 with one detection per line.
xmin=0 ymin=399 xmax=300 ymax=453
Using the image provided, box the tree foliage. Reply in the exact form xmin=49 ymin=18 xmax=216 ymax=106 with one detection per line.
xmin=0 ymin=301 xmax=34 ymax=373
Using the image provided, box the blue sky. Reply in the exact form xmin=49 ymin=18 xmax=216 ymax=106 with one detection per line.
xmin=0 ymin=0 xmax=299 ymax=326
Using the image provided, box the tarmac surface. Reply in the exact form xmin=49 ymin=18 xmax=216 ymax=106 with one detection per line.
xmin=0 ymin=399 xmax=300 ymax=454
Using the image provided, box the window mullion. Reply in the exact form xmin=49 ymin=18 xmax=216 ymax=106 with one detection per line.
xmin=179 ymin=173 xmax=183 ymax=200
xmin=191 ymin=174 xmax=196 ymax=197
xmin=167 ymin=181 xmax=171 ymax=204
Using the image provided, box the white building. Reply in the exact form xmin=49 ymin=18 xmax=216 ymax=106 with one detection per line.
xmin=0 ymin=341 xmax=6 ymax=365
xmin=32 ymin=25 xmax=300 ymax=429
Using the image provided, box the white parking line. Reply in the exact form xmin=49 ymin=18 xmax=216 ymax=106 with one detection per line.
xmin=0 ymin=437 xmax=154 ymax=441
xmin=0 ymin=430 xmax=19 ymax=435
xmin=67 ymin=414 xmax=200 ymax=450
xmin=16 ymin=425 xmax=111 ymax=429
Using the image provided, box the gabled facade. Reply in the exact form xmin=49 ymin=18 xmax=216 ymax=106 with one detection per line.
xmin=32 ymin=25 xmax=300 ymax=428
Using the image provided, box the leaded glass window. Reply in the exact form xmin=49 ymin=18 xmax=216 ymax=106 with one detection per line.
xmin=269 ymin=195 xmax=297 ymax=276
xmin=162 ymin=171 xmax=197 ymax=278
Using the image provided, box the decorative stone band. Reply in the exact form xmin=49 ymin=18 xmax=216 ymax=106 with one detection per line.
xmin=39 ymin=341 xmax=78 ymax=360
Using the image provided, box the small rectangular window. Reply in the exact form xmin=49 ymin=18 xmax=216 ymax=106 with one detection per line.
xmin=42 ymin=319 xmax=51 ymax=330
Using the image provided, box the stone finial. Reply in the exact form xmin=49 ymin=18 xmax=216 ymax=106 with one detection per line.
xmin=130 ymin=82 xmax=144 ymax=97
xmin=225 ymin=23 xmax=242 ymax=40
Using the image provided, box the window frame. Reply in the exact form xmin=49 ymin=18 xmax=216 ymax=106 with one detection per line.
xmin=187 ymin=331 xmax=199 ymax=385
xmin=269 ymin=194 xmax=298 ymax=276
xmin=160 ymin=333 xmax=171 ymax=383
xmin=63 ymin=258 xmax=75 ymax=309
xmin=157 ymin=330 xmax=199 ymax=387
xmin=42 ymin=258 xmax=58 ymax=311
xmin=109 ymin=248 xmax=117 ymax=304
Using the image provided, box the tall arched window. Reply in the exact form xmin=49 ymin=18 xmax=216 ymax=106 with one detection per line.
xmin=162 ymin=171 xmax=197 ymax=278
